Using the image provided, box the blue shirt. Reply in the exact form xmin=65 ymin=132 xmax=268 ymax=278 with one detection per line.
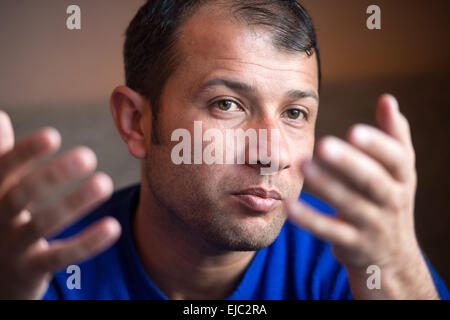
xmin=43 ymin=184 xmax=450 ymax=300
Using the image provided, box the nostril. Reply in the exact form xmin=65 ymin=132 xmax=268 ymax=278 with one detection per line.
xmin=257 ymin=160 xmax=271 ymax=167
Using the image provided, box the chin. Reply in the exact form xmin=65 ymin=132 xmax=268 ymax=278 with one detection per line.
xmin=202 ymin=214 xmax=287 ymax=252
xmin=220 ymin=237 xmax=277 ymax=252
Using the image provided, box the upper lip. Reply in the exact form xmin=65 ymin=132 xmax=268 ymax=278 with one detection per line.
xmin=233 ymin=187 xmax=282 ymax=200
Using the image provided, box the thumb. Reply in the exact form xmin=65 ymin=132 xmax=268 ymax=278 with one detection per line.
xmin=375 ymin=94 xmax=414 ymax=151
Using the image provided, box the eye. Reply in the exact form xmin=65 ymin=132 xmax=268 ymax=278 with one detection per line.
xmin=212 ymin=99 xmax=242 ymax=112
xmin=283 ymin=108 xmax=308 ymax=121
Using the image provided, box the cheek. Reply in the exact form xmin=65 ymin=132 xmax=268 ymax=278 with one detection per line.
xmin=148 ymin=141 xmax=223 ymax=194
xmin=284 ymin=134 xmax=315 ymax=191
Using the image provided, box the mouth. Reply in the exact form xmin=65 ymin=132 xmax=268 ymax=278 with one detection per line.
xmin=231 ymin=187 xmax=282 ymax=213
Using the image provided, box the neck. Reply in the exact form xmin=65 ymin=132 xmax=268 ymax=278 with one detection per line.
xmin=132 ymin=180 xmax=256 ymax=300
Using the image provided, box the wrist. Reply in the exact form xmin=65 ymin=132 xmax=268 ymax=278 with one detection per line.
xmin=346 ymin=252 xmax=439 ymax=300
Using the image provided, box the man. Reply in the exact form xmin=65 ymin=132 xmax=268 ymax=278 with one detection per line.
xmin=0 ymin=0 xmax=448 ymax=299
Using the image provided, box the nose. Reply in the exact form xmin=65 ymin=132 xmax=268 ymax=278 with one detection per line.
xmin=244 ymin=116 xmax=291 ymax=175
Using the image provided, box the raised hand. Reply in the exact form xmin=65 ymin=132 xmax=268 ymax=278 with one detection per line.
xmin=0 ymin=110 xmax=121 ymax=299
xmin=286 ymin=95 xmax=439 ymax=299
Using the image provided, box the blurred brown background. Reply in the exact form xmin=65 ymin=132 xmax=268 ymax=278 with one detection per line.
xmin=1 ymin=1 xmax=449 ymax=286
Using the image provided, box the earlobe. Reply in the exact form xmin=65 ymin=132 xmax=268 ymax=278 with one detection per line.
xmin=110 ymin=86 xmax=151 ymax=159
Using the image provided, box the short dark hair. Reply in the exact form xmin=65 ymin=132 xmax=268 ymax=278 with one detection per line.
xmin=124 ymin=0 xmax=321 ymax=118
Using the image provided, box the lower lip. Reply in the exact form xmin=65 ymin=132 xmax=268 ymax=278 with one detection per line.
xmin=232 ymin=194 xmax=280 ymax=212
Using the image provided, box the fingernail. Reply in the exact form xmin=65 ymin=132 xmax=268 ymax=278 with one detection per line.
xmin=93 ymin=172 xmax=114 ymax=196
xmin=387 ymin=94 xmax=399 ymax=112
xmin=39 ymin=127 xmax=61 ymax=150
xmin=323 ymin=139 xmax=342 ymax=162
xmin=75 ymin=146 xmax=97 ymax=171
xmin=303 ymin=160 xmax=319 ymax=179
xmin=104 ymin=218 xmax=121 ymax=235
xmin=353 ymin=126 xmax=371 ymax=146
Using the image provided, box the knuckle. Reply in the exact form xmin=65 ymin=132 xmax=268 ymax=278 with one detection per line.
xmin=363 ymin=175 xmax=383 ymax=198
xmin=63 ymin=186 xmax=95 ymax=213
xmin=338 ymin=192 xmax=358 ymax=214
xmin=388 ymin=188 xmax=405 ymax=213
xmin=42 ymin=165 xmax=63 ymax=187
xmin=62 ymin=193 xmax=79 ymax=212
xmin=369 ymin=215 xmax=386 ymax=234
xmin=359 ymin=202 xmax=378 ymax=224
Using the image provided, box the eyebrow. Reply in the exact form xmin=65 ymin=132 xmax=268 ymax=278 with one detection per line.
xmin=197 ymin=77 xmax=318 ymax=101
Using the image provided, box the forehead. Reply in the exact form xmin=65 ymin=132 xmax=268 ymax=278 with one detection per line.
xmin=173 ymin=3 xmax=319 ymax=96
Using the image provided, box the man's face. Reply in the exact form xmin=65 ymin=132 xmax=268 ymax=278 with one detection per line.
xmin=143 ymin=4 xmax=319 ymax=251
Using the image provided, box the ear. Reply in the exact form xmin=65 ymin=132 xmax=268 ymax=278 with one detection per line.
xmin=110 ymin=86 xmax=151 ymax=159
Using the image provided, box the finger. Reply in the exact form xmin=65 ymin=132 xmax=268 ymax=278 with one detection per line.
xmin=30 ymin=216 xmax=121 ymax=273
xmin=347 ymin=124 xmax=412 ymax=182
xmin=0 ymin=147 xmax=97 ymax=222
xmin=15 ymin=172 xmax=114 ymax=248
xmin=286 ymin=200 xmax=359 ymax=247
xmin=316 ymin=136 xmax=397 ymax=205
xmin=0 ymin=110 xmax=15 ymax=156
xmin=0 ymin=127 xmax=61 ymax=193
xmin=301 ymin=160 xmax=380 ymax=228
xmin=376 ymin=94 xmax=415 ymax=154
